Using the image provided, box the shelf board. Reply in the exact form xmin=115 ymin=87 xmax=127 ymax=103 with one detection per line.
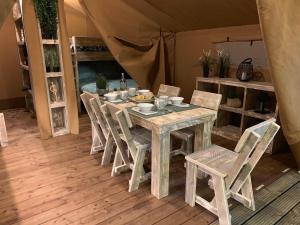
xmin=46 ymin=72 xmax=63 ymax=77
xmin=74 ymin=52 xmax=115 ymax=62
xmin=17 ymin=41 xmax=25 ymax=46
xmin=213 ymin=125 xmax=241 ymax=142
xmin=53 ymin=128 xmax=69 ymax=137
xmin=196 ymin=77 xmax=274 ymax=92
xmin=42 ymin=39 xmax=60 ymax=45
xmin=20 ymin=63 xmax=29 ymax=70
xmin=245 ymin=109 xmax=275 ymax=120
xmin=219 ymin=104 xmax=243 ymax=114
xmin=50 ymin=102 xmax=66 ymax=108
xmin=14 ymin=15 xmax=22 ymax=22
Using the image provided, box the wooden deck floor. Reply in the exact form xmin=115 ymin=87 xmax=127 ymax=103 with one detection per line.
xmin=0 ymin=108 xmax=297 ymax=225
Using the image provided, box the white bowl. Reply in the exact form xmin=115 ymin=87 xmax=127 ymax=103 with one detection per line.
xmin=137 ymin=103 xmax=154 ymax=113
xmin=138 ymin=89 xmax=150 ymax=95
xmin=104 ymin=92 xmax=118 ymax=101
xmin=169 ymin=97 xmax=184 ymax=105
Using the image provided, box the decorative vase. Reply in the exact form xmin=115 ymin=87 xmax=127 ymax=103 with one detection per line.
xmin=203 ymin=64 xmax=209 ymax=77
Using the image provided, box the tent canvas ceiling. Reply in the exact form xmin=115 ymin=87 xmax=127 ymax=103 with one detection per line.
xmin=65 ymin=0 xmax=259 ymax=32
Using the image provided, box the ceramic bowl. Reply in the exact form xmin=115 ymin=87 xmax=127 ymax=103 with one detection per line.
xmin=138 ymin=89 xmax=150 ymax=95
xmin=169 ymin=97 xmax=184 ymax=105
xmin=137 ymin=103 xmax=154 ymax=113
xmin=104 ymin=92 xmax=119 ymax=101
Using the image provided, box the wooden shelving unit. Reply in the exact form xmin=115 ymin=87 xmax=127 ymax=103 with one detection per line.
xmin=70 ymin=36 xmax=115 ymax=112
xmin=36 ymin=10 xmax=69 ymax=137
xmin=13 ymin=1 xmax=35 ymax=116
xmin=196 ymin=77 xmax=285 ymax=153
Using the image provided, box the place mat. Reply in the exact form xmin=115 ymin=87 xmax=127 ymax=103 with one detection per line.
xmin=127 ymin=104 xmax=200 ymax=119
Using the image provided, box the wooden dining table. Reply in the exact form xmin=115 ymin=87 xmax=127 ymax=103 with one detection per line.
xmin=105 ymin=100 xmax=217 ymax=199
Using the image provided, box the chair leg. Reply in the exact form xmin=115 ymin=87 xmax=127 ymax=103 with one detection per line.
xmin=129 ymin=148 xmax=146 ymax=192
xmin=101 ymin=133 xmax=114 ymax=166
xmin=90 ymin=124 xmax=102 ymax=155
xmin=241 ymin=176 xmax=255 ymax=211
xmin=213 ymin=175 xmax=231 ymax=225
xmin=185 ymin=161 xmax=197 ymax=207
xmin=111 ymin=148 xmax=123 ymax=177
xmin=186 ymin=136 xmax=194 ymax=155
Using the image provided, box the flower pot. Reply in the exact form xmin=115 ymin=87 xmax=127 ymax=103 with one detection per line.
xmin=203 ymin=64 xmax=209 ymax=77
xmin=97 ymin=88 xmax=108 ymax=96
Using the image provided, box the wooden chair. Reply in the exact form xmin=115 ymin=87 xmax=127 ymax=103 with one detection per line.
xmin=157 ymin=84 xmax=181 ymax=97
xmin=101 ymin=104 xmax=151 ymax=192
xmin=89 ymin=97 xmax=116 ymax=166
xmin=80 ymin=92 xmax=106 ymax=154
xmin=171 ymin=90 xmax=222 ymax=156
xmin=0 ymin=113 xmax=8 ymax=147
xmin=185 ymin=118 xmax=280 ymax=225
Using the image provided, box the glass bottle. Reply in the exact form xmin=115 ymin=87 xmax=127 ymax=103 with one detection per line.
xmin=120 ymin=73 xmax=127 ymax=90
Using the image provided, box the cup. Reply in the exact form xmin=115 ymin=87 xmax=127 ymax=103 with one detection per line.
xmin=128 ymin=88 xmax=136 ymax=97
xmin=155 ymin=98 xmax=167 ymax=110
xmin=120 ymin=90 xmax=129 ymax=100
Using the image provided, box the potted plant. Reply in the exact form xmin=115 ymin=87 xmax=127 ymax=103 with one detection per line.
xmin=217 ymin=50 xmax=230 ymax=78
xmin=33 ymin=0 xmax=58 ymax=39
xmin=199 ymin=50 xmax=214 ymax=77
xmin=44 ymin=46 xmax=60 ymax=72
xmin=96 ymin=73 xmax=108 ymax=96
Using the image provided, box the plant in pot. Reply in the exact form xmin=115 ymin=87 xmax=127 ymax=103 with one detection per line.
xmin=199 ymin=50 xmax=214 ymax=77
xmin=44 ymin=46 xmax=60 ymax=72
xmin=217 ymin=50 xmax=230 ymax=78
xmin=96 ymin=73 xmax=108 ymax=96
xmin=33 ymin=0 xmax=58 ymax=40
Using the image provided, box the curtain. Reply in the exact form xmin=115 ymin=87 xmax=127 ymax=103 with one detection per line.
xmin=257 ymin=0 xmax=300 ymax=167
xmin=79 ymin=0 xmax=175 ymax=93
xmin=0 ymin=0 xmax=15 ymax=29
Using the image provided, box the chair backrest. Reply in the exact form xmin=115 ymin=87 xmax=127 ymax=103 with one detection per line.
xmin=80 ymin=92 xmax=106 ymax=145
xmin=157 ymin=84 xmax=181 ymax=97
xmin=100 ymin=104 xmax=130 ymax=165
xmin=225 ymin=118 xmax=280 ymax=193
xmin=89 ymin=97 xmax=109 ymax=139
xmin=115 ymin=109 xmax=139 ymax=159
xmin=80 ymin=92 xmax=98 ymax=123
xmin=0 ymin=113 xmax=8 ymax=147
xmin=190 ymin=90 xmax=222 ymax=111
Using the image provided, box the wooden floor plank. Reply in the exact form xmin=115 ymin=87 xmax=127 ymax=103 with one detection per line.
xmin=0 ymin=109 xmax=297 ymax=225
xmin=275 ymin=202 xmax=300 ymax=225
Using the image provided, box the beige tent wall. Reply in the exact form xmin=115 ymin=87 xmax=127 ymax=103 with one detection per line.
xmin=0 ymin=11 xmax=24 ymax=109
xmin=0 ymin=0 xmax=15 ymax=29
xmin=175 ymin=24 xmax=265 ymax=101
xmin=257 ymin=0 xmax=300 ymax=167
xmin=79 ymin=0 xmax=175 ymax=92
xmin=64 ymin=1 xmax=100 ymax=37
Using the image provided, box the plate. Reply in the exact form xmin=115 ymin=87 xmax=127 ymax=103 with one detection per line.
xmin=131 ymin=107 xmax=158 ymax=115
xmin=109 ymin=99 xmax=123 ymax=103
xmin=173 ymin=103 xmax=190 ymax=107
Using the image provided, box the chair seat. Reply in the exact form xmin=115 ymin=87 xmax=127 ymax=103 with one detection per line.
xmin=171 ymin=128 xmax=194 ymax=141
xmin=185 ymin=145 xmax=238 ymax=177
xmin=120 ymin=127 xmax=151 ymax=151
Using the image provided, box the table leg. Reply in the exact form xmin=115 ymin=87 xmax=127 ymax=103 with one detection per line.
xmin=194 ymin=119 xmax=213 ymax=152
xmin=151 ymin=129 xmax=171 ymax=199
